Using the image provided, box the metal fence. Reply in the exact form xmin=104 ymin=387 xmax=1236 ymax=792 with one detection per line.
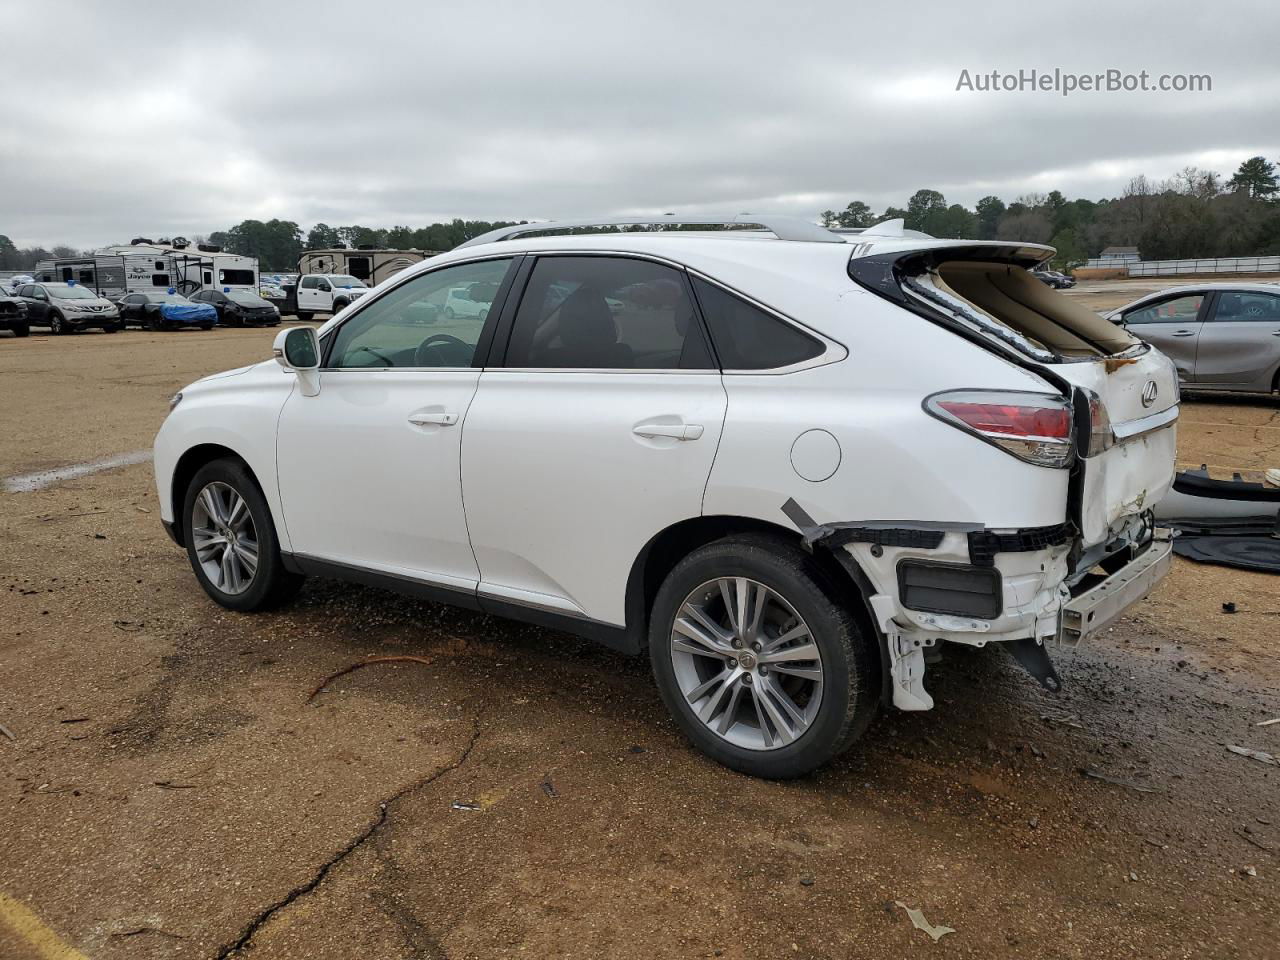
xmin=1125 ymin=256 xmax=1280 ymax=277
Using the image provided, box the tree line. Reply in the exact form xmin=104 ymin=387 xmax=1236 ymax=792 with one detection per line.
xmin=4 ymin=156 xmax=1277 ymax=272
xmin=820 ymin=156 xmax=1280 ymax=266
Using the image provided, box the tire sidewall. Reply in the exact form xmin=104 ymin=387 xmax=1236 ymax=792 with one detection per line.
xmin=648 ymin=539 xmax=868 ymax=779
xmin=182 ymin=459 xmax=287 ymax=612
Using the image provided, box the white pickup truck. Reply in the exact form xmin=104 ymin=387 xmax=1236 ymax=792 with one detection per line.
xmin=294 ymin=274 xmax=370 ymax=321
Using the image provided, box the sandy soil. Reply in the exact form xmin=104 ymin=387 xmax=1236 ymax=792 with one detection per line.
xmin=1 ymin=311 xmax=1278 ymax=960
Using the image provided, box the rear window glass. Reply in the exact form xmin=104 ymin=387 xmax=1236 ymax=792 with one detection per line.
xmin=691 ymin=278 xmax=823 ymax=369
xmin=505 ymin=257 xmax=713 ymax=370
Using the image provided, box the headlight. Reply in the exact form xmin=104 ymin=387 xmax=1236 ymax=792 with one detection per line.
xmin=169 ymin=391 xmax=184 ymax=411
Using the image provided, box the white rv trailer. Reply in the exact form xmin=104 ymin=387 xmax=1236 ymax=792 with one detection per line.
xmin=35 ymin=237 xmax=259 ymax=300
xmin=297 ymin=248 xmax=436 ymax=287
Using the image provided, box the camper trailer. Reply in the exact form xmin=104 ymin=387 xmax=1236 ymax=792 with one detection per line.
xmin=34 ymin=238 xmax=258 ymax=301
xmin=297 ymin=248 xmax=434 ymax=287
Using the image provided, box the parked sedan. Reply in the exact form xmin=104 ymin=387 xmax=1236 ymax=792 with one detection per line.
xmin=191 ymin=289 xmax=280 ymax=327
xmin=1106 ymin=283 xmax=1280 ymax=393
xmin=1033 ymin=269 xmax=1076 ymax=289
xmin=117 ymin=292 xmax=217 ymax=331
xmin=15 ymin=282 xmax=120 ymax=333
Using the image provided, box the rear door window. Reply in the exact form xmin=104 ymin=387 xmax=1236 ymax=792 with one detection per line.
xmin=503 ymin=256 xmax=713 ymax=369
xmin=691 ymin=277 xmax=823 ymax=369
xmin=1209 ymin=291 xmax=1280 ymax=321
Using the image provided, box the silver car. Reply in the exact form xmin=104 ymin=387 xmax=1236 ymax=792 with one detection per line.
xmin=1106 ymin=283 xmax=1280 ymax=393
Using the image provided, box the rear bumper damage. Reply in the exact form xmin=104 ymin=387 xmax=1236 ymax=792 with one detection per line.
xmin=783 ymin=499 xmax=1173 ymax=712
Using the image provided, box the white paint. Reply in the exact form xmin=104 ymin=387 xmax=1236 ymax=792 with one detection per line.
xmin=3 ymin=450 xmax=153 ymax=493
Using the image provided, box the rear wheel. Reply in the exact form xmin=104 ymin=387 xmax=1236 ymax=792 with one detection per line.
xmin=182 ymin=458 xmax=304 ymax=612
xmin=649 ymin=535 xmax=879 ymax=779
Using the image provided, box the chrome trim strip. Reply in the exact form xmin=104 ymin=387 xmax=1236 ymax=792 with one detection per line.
xmin=1112 ymin=404 xmax=1179 ymax=441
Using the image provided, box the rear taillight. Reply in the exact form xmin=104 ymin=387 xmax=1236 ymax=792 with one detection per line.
xmin=925 ymin=390 xmax=1074 ymax=468
xmin=1080 ymin=388 xmax=1115 ymax=457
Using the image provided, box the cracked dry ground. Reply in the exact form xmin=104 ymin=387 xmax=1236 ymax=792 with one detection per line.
xmin=2 ymin=328 xmax=1280 ymax=960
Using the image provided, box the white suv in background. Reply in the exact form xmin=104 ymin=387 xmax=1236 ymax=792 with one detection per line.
xmin=154 ymin=215 xmax=1178 ymax=778
xmin=294 ymin=273 xmax=369 ymax=321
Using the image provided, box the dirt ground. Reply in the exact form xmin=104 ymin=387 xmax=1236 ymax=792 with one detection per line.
xmin=1 ymin=294 xmax=1279 ymax=959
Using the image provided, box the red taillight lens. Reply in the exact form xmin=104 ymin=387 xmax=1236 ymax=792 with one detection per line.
xmin=926 ymin=390 xmax=1075 ymax=468
xmin=935 ymin=401 xmax=1072 ymax=440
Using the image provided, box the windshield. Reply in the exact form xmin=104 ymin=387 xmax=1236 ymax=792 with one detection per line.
xmin=330 ymin=275 xmax=366 ymax=288
xmin=148 ymin=294 xmax=190 ymax=304
xmin=52 ymin=285 xmax=97 ymax=300
xmin=228 ymin=291 xmax=270 ymax=307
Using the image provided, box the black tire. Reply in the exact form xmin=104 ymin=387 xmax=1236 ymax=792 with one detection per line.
xmin=296 ymin=311 xmax=313 ymax=322
xmin=103 ymin=323 xmax=120 ymax=333
xmin=332 ymin=299 xmax=349 ymax=313
xmin=50 ymin=312 xmax=68 ymax=335
xmin=200 ymin=323 xmax=214 ymax=331
xmin=648 ymin=534 xmax=879 ymax=779
xmin=444 ymin=306 xmax=456 ymax=320
xmin=182 ymin=458 xmax=304 ymax=612
xmin=12 ymin=323 xmax=29 ymax=338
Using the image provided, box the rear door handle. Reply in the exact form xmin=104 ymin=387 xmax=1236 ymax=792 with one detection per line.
xmin=408 ymin=412 xmax=458 ymax=426
xmin=1171 ymin=330 xmax=1196 ymax=337
xmin=632 ymin=423 xmax=704 ymax=441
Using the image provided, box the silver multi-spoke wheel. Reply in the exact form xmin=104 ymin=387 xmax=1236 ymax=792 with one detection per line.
xmin=191 ymin=481 xmax=259 ymax=595
xmin=669 ymin=577 xmax=823 ymax=751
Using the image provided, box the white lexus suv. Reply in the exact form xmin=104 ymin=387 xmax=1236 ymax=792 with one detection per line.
xmin=154 ymin=215 xmax=1178 ymax=778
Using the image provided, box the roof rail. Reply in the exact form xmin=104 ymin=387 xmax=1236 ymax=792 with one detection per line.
xmin=456 ymin=213 xmax=843 ymax=249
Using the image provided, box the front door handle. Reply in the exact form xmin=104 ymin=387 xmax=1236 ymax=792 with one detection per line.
xmin=1171 ymin=330 xmax=1196 ymax=337
xmin=632 ymin=422 xmax=704 ymax=441
xmin=408 ymin=412 xmax=458 ymax=427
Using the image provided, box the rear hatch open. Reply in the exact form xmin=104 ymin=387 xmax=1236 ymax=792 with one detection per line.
xmin=849 ymin=242 xmax=1179 ymax=549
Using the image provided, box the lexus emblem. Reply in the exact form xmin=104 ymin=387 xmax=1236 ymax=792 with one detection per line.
xmin=1141 ymin=380 xmax=1158 ymax=408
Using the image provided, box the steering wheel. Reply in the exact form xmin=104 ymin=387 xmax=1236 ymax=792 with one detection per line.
xmin=414 ymin=333 xmax=469 ymax=367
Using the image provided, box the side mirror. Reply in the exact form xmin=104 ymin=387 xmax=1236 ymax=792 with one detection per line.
xmin=274 ymin=326 xmax=320 ymax=371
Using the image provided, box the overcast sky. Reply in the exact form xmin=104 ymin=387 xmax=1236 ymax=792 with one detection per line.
xmin=3 ymin=0 xmax=1277 ymax=249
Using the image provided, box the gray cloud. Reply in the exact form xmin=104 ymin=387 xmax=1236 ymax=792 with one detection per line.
xmin=3 ymin=0 xmax=1277 ymax=247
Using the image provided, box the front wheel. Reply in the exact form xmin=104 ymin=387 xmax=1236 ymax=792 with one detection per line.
xmin=12 ymin=323 xmax=29 ymax=338
xmin=50 ymin=313 xmax=68 ymax=335
xmin=295 ymin=311 xmax=313 ymax=322
xmin=648 ymin=535 xmax=879 ymax=779
xmin=183 ymin=458 xmax=304 ymax=612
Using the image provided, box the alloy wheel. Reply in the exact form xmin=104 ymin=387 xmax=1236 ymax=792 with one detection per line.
xmin=191 ymin=481 xmax=259 ymax=595
xmin=669 ymin=577 xmax=823 ymax=751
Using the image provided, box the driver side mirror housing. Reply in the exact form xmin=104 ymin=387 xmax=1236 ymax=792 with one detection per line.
xmin=274 ymin=326 xmax=320 ymax=371
xmin=274 ymin=326 xmax=321 ymax=397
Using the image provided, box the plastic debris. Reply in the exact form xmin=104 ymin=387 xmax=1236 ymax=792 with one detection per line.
xmin=540 ymin=779 xmax=558 ymax=799
xmin=0 ymin=722 xmax=15 ymax=744
xmin=1227 ymin=745 xmax=1280 ymax=767
xmin=1082 ymin=768 xmax=1159 ymax=793
xmin=894 ymin=902 xmax=955 ymax=942
xmin=450 ymin=800 xmax=481 ymax=812
xmin=1243 ymin=866 xmax=1258 ymax=878
xmin=1223 ymin=602 xmax=1237 ymax=614
xmin=799 ymin=873 xmax=815 ymax=886
xmin=1256 ymin=718 xmax=1280 ymax=727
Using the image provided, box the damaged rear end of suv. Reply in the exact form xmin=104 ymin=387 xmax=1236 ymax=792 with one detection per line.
xmin=838 ymin=235 xmax=1177 ymax=711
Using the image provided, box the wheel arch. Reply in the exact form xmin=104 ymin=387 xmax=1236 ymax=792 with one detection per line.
xmin=169 ymin=444 xmax=260 ymax=547
xmin=624 ymin=515 xmax=885 ymax=672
